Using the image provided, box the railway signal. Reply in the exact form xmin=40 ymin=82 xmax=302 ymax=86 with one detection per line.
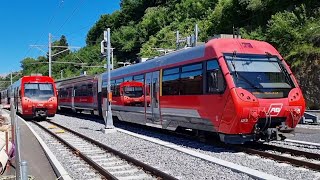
xmin=101 ymin=28 xmax=114 ymax=131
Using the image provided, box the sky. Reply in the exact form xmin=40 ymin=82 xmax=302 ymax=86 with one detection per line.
xmin=0 ymin=0 xmax=120 ymax=76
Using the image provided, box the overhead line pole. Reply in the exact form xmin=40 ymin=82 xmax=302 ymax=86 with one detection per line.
xmin=48 ymin=33 xmax=52 ymax=77
xmin=31 ymin=33 xmax=80 ymax=77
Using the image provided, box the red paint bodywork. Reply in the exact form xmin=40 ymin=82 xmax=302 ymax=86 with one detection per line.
xmin=55 ymin=38 xmax=306 ymax=143
xmin=13 ymin=76 xmax=57 ymax=118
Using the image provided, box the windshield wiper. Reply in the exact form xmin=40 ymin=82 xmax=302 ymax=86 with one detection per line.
xmin=230 ymin=51 xmax=238 ymax=78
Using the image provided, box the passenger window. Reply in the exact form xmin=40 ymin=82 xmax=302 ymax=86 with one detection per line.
xmin=133 ymin=74 xmax=144 ymax=83
xmin=88 ymin=84 xmax=93 ymax=96
xmin=206 ymin=60 xmax=225 ymax=93
xmin=114 ymin=79 xmax=123 ymax=97
xmin=124 ymin=76 xmax=133 ymax=82
xmin=162 ymin=68 xmax=180 ymax=95
xmin=180 ymin=63 xmax=203 ymax=95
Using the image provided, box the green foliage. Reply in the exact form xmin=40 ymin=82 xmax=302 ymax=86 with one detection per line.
xmin=12 ymin=0 xmax=320 ymax=106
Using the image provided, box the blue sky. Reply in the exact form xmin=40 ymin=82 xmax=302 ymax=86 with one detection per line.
xmin=0 ymin=0 xmax=120 ymax=75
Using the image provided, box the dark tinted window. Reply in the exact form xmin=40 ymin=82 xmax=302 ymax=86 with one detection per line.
xmin=133 ymin=74 xmax=144 ymax=83
xmin=163 ymin=68 xmax=179 ymax=75
xmin=88 ymin=84 xmax=93 ymax=96
xmin=180 ymin=68 xmax=203 ymax=95
xmin=133 ymin=74 xmax=144 ymax=80
xmin=207 ymin=60 xmax=219 ymax=70
xmin=124 ymin=76 xmax=132 ymax=82
xmin=116 ymin=79 xmax=123 ymax=84
xmin=162 ymin=66 xmax=180 ymax=96
xmin=206 ymin=60 xmax=225 ymax=93
xmin=182 ymin=63 xmax=202 ymax=72
xmin=162 ymin=74 xmax=180 ymax=95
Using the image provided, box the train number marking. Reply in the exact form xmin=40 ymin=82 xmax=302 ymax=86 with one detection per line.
xmin=267 ymin=104 xmax=283 ymax=116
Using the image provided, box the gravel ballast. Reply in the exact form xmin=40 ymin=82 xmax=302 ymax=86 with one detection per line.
xmin=29 ymin=122 xmax=103 ymax=180
xmin=47 ymin=114 xmax=320 ymax=179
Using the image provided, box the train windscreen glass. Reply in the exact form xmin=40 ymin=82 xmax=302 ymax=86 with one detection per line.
xmin=123 ymin=86 xmax=143 ymax=97
xmin=24 ymin=83 xmax=54 ymax=100
xmin=225 ymin=54 xmax=294 ymax=98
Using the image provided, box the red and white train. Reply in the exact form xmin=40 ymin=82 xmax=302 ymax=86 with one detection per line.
xmin=56 ymin=37 xmax=305 ymax=144
xmin=1 ymin=75 xmax=58 ymax=119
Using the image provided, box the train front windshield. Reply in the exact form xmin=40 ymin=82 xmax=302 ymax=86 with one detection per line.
xmin=24 ymin=83 xmax=54 ymax=100
xmin=225 ymin=54 xmax=295 ymax=98
xmin=123 ymin=86 xmax=143 ymax=98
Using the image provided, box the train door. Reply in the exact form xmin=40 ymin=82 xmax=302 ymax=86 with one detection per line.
xmin=145 ymin=71 xmax=161 ymax=127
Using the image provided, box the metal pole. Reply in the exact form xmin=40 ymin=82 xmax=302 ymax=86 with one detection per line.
xmin=49 ymin=33 xmax=52 ymax=77
xmin=105 ymin=28 xmax=113 ymax=129
xmin=195 ymin=24 xmax=198 ymax=46
xmin=60 ymin=70 xmax=63 ymax=79
xmin=15 ymin=121 xmax=22 ymax=180
xmin=10 ymin=72 xmax=12 ymax=85
xmin=176 ymin=31 xmax=179 ymax=49
xmin=21 ymin=161 xmax=28 ymax=180
xmin=111 ymin=48 xmax=114 ymax=70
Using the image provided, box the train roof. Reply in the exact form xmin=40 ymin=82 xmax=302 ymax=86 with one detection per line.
xmin=102 ymin=44 xmax=206 ymax=80
xmin=55 ymin=75 xmax=96 ymax=88
xmin=101 ymin=38 xmax=279 ymax=80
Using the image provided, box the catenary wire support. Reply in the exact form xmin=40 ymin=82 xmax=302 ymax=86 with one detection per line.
xmin=30 ymin=33 xmax=81 ymax=77
xmin=176 ymin=24 xmax=199 ymax=49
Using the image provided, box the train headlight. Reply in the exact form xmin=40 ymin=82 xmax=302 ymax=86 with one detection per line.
xmin=288 ymin=88 xmax=302 ymax=102
xmin=235 ymin=88 xmax=258 ymax=103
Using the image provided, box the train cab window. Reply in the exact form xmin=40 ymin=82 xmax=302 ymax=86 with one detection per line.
xmin=162 ymin=67 xmax=180 ymax=95
xmin=206 ymin=60 xmax=225 ymax=93
xmin=180 ymin=63 xmax=203 ymax=95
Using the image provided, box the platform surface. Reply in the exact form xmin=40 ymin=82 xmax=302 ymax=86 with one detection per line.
xmin=2 ymin=111 xmax=57 ymax=180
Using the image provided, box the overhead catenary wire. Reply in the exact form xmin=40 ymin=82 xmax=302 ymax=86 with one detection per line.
xmin=55 ymin=0 xmax=86 ymax=35
xmin=22 ymin=1 xmax=65 ymax=61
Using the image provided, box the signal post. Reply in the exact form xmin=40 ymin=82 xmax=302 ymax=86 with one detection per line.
xmin=101 ymin=28 xmax=115 ymax=133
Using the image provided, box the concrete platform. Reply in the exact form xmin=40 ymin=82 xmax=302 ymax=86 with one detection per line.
xmin=1 ymin=111 xmax=58 ymax=180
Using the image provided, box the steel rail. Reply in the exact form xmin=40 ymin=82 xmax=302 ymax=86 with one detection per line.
xmin=32 ymin=120 xmax=118 ymax=180
xmin=256 ymin=143 xmax=320 ymax=160
xmin=47 ymin=120 xmax=178 ymax=180
xmin=232 ymin=145 xmax=320 ymax=172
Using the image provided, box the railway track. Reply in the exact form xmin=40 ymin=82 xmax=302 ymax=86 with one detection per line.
xmin=108 ymin=118 xmax=320 ymax=172
xmin=48 ymin=114 xmax=320 ymax=175
xmin=132 ymin=121 xmax=320 ymax=172
xmin=232 ymin=143 xmax=320 ymax=172
xmin=32 ymin=120 xmax=177 ymax=180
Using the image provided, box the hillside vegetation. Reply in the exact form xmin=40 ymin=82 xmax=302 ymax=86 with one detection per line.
xmin=3 ymin=0 xmax=320 ymax=108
